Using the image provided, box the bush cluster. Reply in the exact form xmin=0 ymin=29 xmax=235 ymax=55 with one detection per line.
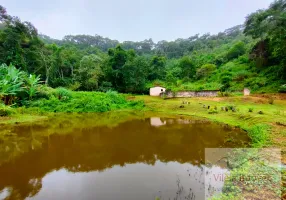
xmin=28 ymin=90 xmax=144 ymax=113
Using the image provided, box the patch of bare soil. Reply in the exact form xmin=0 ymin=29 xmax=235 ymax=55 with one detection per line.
xmin=127 ymin=96 xmax=136 ymax=100
xmin=0 ymin=117 xmax=11 ymax=122
xmin=253 ymin=93 xmax=286 ymax=100
xmin=270 ymin=124 xmax=286 ymax=164
xmin=240 ymin=96 xmax=269 ymax=104
xmin=194 ymin=97 xmax=226 ymax=102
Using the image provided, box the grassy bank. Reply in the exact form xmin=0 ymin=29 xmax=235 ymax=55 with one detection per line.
xmin=134 ymin=95 xmax=286 ymax=161
xmin=0 ymin=90 xmax=144 ymax=122
xmin=25 ymin=90 xmax=144 ymax=113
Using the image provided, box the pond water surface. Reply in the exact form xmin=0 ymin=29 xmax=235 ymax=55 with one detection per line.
xmin=0 ymin=113 xmax=250 ymax=200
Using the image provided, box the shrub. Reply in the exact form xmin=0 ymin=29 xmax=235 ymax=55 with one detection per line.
xmin=68 ymin=81 xmax=81 ymax=91
xmin=233 ymin=70 xmax=251 ymax=81
xmin=0 ymin=103 xmax=15 ymax=116
xmin=220 ymin=72 xmax=233 ymax=91
xmin=98 ymin=81 xmax=113 ymax=92
xmin=248 ymin=108 xmax=254 ymax=112
xmin=0 ymin=64 xmax=26 ymax=105
xmin=227 ymin=105 xmax=235 ymax=110
xmin=196 ymin=64 xmax=216 ymax=79
xmin=278 ymin=84 xmax=286 ymax=93
xmin=161 ymin=92 xmax=167 ymax=100
xmin=53 ymin=87 xmax=72 ymax=101
xmin=218 ymin=91 xmax=232 ymax=97
xmin=258 ymin=111 xmax=264 ymax=114
xmin=237 ymin=55 xmax=249 ymax=63
xmin=248 ymin=124 xmax=269 ymax=147
xmin=106 ymin=90 xmax=126 ymax=104
xmin=25 ymin=74 xmax=41 ymax=99
xmin=208 ymin=108 xmax=218 ymax=114
xmin=0 ymin=64 xmax=42 ymax=104
xmin=226 ymin=41 xmax=246 ymax=61
xmin=36 ymin=85 xmax=54 ymax=99
xmin=28 ymin=91 xmax=144 ymax=113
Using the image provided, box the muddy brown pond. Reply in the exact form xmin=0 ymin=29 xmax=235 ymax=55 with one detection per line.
xmin=0 ymin=113 xmax=250 ymax=200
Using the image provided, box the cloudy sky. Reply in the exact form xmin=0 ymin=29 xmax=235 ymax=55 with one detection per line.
xmin=1 ymin=0 xmax=273 ymax=42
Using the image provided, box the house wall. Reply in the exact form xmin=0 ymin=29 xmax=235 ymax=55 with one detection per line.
xmin=150 ymin=87 xmax=166 ymax=96
xmin=243 ymin=88 xmax=250 ymax=96
xmin=161 ymin=90 xmax=219 ymax=98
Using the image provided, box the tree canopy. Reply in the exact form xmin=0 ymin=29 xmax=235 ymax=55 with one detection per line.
xmin=0 ymin=1 xmax=285 ymax=94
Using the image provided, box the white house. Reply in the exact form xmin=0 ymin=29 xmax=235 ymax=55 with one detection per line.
xmin=150 ymin=86 xmax=166 ymax=96
xmin=244 ymin=88 xmax=250 ymax=96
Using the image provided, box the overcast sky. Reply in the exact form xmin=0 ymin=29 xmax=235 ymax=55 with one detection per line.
xmin=1 ymin=0 xmax=273 ymax=42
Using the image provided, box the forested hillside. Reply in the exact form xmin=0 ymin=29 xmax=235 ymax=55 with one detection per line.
xmin=1 ymin=0 xmax=286 ymax=94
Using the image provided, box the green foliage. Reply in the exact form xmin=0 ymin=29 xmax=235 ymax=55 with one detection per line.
xmin=0 ymin=64 xmax=25 ymax=104
xmin=208 ymin=108 xmax=218 ymax=114
xmin=0 ymin=4 xmax=285 ymax=96
xmin=244 ymin=0 xmax=286 ymax=80
xmin=215 ymin=148 xmax=281 ymax=199
xmin=76 ymin=54 xmax=103 ymax=90
xmin=122 ymin=56 xmax=148 ymax=93
xmin=220 ymin=72 xmax=232 ymax=91
xmin=105 ymin=45 xmax=141 ymax=92
xmin=53 ymin=87 xmax=72 ymax=101
xmin=35 ymin=85 xmax=55 ymax=99
xmin=248 ymin=107 xmax=254 ymax=112
xmin=178 ymin=56 xmax=196 ymax=79
xmin=0 ymin=63 xmax=41 ymax=105
xmin=25 ymin=74 xmax=41 ymax=99
xmin=233 ymin=70 xmax=251 ymax=81
xmin=226 ymin=41 xmax=246 ymax=61
xmin=0 ymin=7 xmax=42 ymax=71
xmin=0 ymin=103 xmax=15 ymax=116
xmin=108 ymin=45 xmax=129 ymax=70
xmin=28 ymin=91 xmax=144 ymax=113
xmin=278 ymin=84 xmax=286 ymax=93
xmin=218 ymin=91 xmax=232 ymax=97
xmin=98 ymin=81 xmax=113 ymax=92
xmin=196 ymin=63 xmax=216 ymax=79
xmin=68 ymin=81 xmax=81 ymax=91
xmin=166 ymin=81 xmax=221 ymax=91
xmin=248 ymin=124 xmax=269 ymax=147
xmin=258 ymin=110 xmax=264 ymax=114
xmin=148 ymin=55 xmax=166 ymax=81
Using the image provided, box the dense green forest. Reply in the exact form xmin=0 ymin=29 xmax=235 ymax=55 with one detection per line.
xmin=0 ymin=0 xmax=286 ymax=101
xmin=1 ymin=2 xmax=285 ymax=199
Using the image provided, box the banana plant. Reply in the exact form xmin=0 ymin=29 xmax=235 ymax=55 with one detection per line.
xmin=25 ymin=74 xmax=41 ymax=100
xmin=0 ymin=64 xmax=26 ymax=105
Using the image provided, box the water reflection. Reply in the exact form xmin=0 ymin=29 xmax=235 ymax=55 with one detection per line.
xmin=150 ymin=117 xmax=166 ymax=127
xmin=0 ymin=114 xmax=249 ymax=200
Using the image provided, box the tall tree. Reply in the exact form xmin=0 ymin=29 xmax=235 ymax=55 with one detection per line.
xmin=244 ymin=0 xmax=286 ymax=79
xmin=0 ymin=5 xmax=45 ymax=76
xmin=76 ymin=54 xmax=103 ymax=90
xmin=106 ymin=45 xmax=135 ymax=91
xmin=148 ymin=55 xmax=166 ymax=81
xmin=122 ymin=56 xmax=148 ymax=93
xmin=178 ymin=56 xmax=196 ymax=79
